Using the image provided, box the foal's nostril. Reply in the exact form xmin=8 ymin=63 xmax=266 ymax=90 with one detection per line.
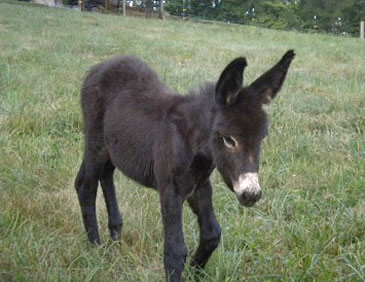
xmin=243 ymin=189 xmax=261 ymax=201
xmin=239 ymin=189 xmax=261 ymax=207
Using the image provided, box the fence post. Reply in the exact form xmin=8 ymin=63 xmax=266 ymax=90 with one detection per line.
xmin=361 ymin=21 xmax=364 ymax=40
xmin=182 ymin=0 xmax=186 ymax=20
xmin=122 ymin=0 xmax=126 ymax=16
xmin=78 ymin=0 xmax=82 ymax=10
xmin=159 ymin=0 xmax=165 ymax=20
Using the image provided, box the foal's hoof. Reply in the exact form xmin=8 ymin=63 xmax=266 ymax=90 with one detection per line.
xmin=88 ymin=236 xmax=101 ymax=245
xmin=109 ymin=224 xmax=122 ymax=241
xmin=110 ymin=230 xmax=121 ymax=242
xmin=87 ymin=230 xmax=101 ymax=245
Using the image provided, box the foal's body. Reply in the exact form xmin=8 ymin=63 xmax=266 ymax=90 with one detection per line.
xmin=75 ymin=52 xmax=295 ymax=281
xmin=82 ymin=57 xmax=213 ymax=189
xmin=77 ymin=57 xmax=220 ymax=278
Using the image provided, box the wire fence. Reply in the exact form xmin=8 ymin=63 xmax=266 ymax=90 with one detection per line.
xmin=28 ymin=0 xmax=365 ymax=37
xmin=68 ymin=0 xmax=164 ymax=19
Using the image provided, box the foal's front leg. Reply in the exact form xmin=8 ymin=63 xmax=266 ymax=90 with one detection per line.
xmin=160 ymin=184 xmax=187 ymax=282
xmin=188 ymin=180 xmax=221 ymax=269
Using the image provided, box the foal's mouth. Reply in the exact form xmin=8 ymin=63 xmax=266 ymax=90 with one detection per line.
xmin=232 ymin=172 xmax=262 ymax=207
xmin=236 ymin=193 xmax=261 ymax=207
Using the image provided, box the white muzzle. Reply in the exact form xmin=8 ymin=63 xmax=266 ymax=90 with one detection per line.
xmin=233 ymin=172 xmax=262 ymax=207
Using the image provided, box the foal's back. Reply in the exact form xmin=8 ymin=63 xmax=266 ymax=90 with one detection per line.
xmin=81 ymin=56 xmax=179 ymax=187
xmin=81 ymin=56 xmax=172 ymax=113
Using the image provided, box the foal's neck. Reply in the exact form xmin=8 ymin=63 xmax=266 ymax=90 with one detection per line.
xmin=181 ymin=82 xmax=217 ymax=157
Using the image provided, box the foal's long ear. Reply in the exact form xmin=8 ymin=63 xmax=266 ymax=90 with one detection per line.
xmin=216 ymin=57 xmax=247 ymax=108
xmin=249 ymin=50 xmax=295 ymax=105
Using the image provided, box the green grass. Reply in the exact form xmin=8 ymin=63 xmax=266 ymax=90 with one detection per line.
xmin=0 ymin=1 xmax=364 ymax=281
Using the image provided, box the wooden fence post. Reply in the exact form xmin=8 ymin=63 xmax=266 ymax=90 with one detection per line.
xmin=361 ymin=21 xmax=364 ymax=40
xmin=146 ymin=0 xmax=152 ymax=18
xmin=122 ymin=0 xmax=126 ymax=16
xmin=159 ymin=0 xmax=165 ymax=20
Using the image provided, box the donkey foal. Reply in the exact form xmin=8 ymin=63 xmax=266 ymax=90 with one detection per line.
xmin=75 ymin=50 xmax=295 ymax=281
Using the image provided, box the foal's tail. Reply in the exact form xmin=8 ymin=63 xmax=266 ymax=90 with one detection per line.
xmin=80 ymin=62 xmax=107 ymax=139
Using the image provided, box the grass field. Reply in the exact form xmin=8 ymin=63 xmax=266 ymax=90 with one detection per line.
xmin=0 ymin=1 xmax=364 ymax=281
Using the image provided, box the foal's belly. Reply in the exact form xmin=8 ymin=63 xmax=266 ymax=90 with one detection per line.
xmin=104 ymin=108 xmax=159 ymax=189
xmin=106 ymin=137 xmax=157 ymax=188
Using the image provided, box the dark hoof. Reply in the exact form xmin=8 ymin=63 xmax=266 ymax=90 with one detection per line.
xmin=87 ymin=232 xmax=101 ymax=245
xmin=109 ymin=223 xmax=122 ymax=241
xmin=89 ymin=237 xmax=101 ymax=245
xmin=110 ymin=230 xmax=121 ymax=241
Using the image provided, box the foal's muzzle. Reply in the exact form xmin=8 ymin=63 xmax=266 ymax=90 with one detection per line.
xmin=233 ymin=173 xmax=262 ymax=207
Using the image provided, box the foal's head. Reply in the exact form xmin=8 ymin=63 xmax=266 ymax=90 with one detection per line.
xmin=210 ymin=50 xmax=295 ymax=207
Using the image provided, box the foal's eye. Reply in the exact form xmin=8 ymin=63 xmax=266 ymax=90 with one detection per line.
xmin=222 ymin=136 xmax=237 ymax=148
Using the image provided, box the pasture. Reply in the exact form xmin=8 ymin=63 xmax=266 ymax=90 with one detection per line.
xmin=0 ymin=1 xmax=364 ymax=281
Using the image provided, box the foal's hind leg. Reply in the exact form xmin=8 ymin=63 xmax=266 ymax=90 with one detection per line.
xmin=100 ymin=160 xmax=122 ymax=241
xmin=188 ymin=180 xmax=221 ymax=269
xmin=75 ymin=146 xmax=107 ymax=244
